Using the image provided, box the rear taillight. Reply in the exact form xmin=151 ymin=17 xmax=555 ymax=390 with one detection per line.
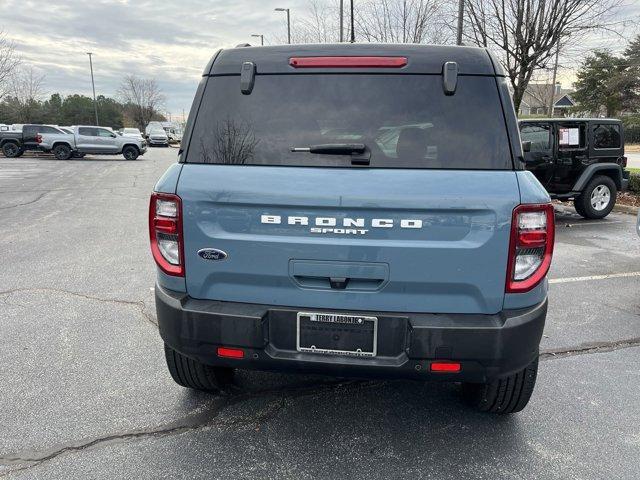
xmin=506 ymin=204 xmax=555 ymax=293
xmin=149 ymin=192 xmax=184 ymax=276
xmin=36 ymin=134 xmax=42 ymax=144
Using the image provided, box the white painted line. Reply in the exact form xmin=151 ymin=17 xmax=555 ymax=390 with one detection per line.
xmin=550 ymin=271 xmax=640 ymax=284
xmin=557 ymin=221 xmax=625 ymax=227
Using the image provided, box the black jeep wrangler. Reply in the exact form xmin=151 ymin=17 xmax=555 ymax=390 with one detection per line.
xmin=519 ymin=118 xmax=628 ymax=219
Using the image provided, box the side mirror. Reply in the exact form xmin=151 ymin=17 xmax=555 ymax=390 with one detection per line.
xmin=522 ymin=141 xmax=531 ymax=153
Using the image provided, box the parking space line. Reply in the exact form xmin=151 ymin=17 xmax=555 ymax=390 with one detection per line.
xmin=556 ymin=221 xmax=626 ymax=227
xmin=550 ymin=271 xmax=640 ymax=284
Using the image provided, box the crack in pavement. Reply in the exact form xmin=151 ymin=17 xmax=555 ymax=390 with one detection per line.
xmin=540 ymin=337 xmax=640 ymax=360
xmin=0 ymin=192 xmax=47 ymax=210
xmin=0 ymin=287 xmax=157 ymax=327
xmin=0 ymin=380 xmax=373 ymax=477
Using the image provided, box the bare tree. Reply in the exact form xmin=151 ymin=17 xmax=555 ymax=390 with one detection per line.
xmin=464 ymin=0 xmax=623 ymax=111
xmin=356 ymin=0 xmax=453 ymax=44
xmin=0 ymin=32 xmax=21 ymax=101
xmin=296 ymin=0 xmax=340 ymax=43
xmin=274 ymin=0 xmax=342 ymax=44
xmin=8 ymin=66 xmax=45 ymax=123
xmin=279 ymin=0 xmax=451 ymax=45
xmin=117 ymin=75 xmax=165 ymax=131
xmin=199 ymin=118 xmax=259 ymax=164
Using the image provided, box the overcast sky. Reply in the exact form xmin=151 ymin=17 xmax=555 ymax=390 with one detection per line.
xmin=1 ymin=0 xmax=639 ymax=119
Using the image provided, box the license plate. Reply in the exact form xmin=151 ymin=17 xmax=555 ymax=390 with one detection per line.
xmin=296 ymin=312 xmax=378 ymax=357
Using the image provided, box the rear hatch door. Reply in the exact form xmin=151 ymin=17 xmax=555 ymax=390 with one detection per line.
xmin=178 ymin=68 xmax=518 ymax=315
xmin=178 ymin=167 xmax=519 ymax=314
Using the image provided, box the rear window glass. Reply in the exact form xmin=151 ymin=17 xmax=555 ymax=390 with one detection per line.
xmin=593 ymin=124 xmax=621 ymax=149
xmin=38 ymin=126 xmax=61 ymax=134
xmin=557 ymin=124 xmax=586 ymax=149
xmin=78 ymin=127 xmax=97 ymax=136
xmin=185 ymin=74 xmax=513 ymax=169
xmin=520 ymin=124 xmax=551 ymax=151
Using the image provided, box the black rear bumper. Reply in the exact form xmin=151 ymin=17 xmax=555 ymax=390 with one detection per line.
xmin=156 ymin=284 xmax=546 ymax=383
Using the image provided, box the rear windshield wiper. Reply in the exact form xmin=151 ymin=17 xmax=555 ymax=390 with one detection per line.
xmin=290 ymin=143 xmax=370 ymax=165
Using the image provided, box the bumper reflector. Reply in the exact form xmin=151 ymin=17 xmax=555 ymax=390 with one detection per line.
xmin=430 ymin=362 xmax=461 ymax=373
xmin=217 ymin=346 xmax=245 ymax=359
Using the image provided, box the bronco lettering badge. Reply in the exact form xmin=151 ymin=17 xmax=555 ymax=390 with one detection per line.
xmin=198 ymin=248 xmax=228 ymax=261
xmin=260 ymin=215 xmax=423 ymax=235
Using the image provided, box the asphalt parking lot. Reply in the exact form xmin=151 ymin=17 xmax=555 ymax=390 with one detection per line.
xmin=1 ymin=148 xmax=639 ymax=479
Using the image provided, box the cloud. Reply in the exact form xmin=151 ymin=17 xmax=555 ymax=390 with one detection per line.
xmin=1 ymin=0 xmax=638 ymax=114
xmin=1 ymin=0 xmax=309 ymax=116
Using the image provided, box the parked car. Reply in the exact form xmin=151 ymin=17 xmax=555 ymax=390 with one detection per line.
xmin=165 ymin=127 xmax=182 ymax=144
xmin=121 ymin=127 xmax=144 ymax=140
xmin=146 ymin=121 xmax=183 ymax=144
xmin=0 ymin=124 xmax=66 ymax=157
xmin=147 ymin=128 xmax=169 ymax=147
xmin=39 ymin=125 xmax=147 ymax=160
xmin=519 ymin=118 xmax=628 ymax=219
xmin=149 ymin=44 xmax=555 ymax=414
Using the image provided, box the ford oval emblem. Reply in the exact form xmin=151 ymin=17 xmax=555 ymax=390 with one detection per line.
xmin=198 ymin=248 xmax=228 ymax=261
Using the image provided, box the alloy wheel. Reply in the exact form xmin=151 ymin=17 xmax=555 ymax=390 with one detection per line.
xmin=590 ymin=185 xmax=611 ymax=211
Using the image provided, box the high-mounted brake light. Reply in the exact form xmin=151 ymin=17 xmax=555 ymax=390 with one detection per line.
xmin=506 ymin=204 xmax=555 ymax=293
xmin=289 ymin=56 xmax=407 ymax=68
xmin=149 ymin=192 xmax=184 ymax=276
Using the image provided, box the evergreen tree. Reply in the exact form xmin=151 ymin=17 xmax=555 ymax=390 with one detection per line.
xmin=573 ymin=51 xmax=638 ymax=117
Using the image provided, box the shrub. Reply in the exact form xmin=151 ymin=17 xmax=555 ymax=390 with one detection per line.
xmin=625 ymin=124 xmax=640 ymax=144
xmin=629 ymin=172 xmax=640 ymax=194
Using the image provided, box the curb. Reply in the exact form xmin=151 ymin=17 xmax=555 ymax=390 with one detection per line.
xmin=613 ymin=204 xmax=639 ymax=215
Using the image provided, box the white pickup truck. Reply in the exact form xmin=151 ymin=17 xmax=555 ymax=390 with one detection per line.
xmin=40 ymin=125 xmax=148 ymax=160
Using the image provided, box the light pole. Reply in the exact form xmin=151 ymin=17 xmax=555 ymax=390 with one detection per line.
xmin=339 ymin=0 xmax=344 ymax=42
xmin=274 ymin=8 xmax=291 ymax=44
xmin=349 ymin=0 xmax=355 ymax=43
xmin=456 ymin=0 xmax=464 ymax=46
xmin=251 ymin=34 xmax=264 ymax=46
xmin=86 ymin=52 xmax=99 ymax=126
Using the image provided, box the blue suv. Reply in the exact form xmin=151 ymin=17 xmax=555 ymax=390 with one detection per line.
xmin=150 ymin=44 xmax=554 ymax=413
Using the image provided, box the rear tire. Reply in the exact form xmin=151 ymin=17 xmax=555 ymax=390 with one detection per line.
xmin=164 ymin=343 xmax=234 ymax=393
xmin=573 ymin=198 xmax=587 ymax=218
xmin=574 ymin=175 xmax=617 ymax=219
xmin=122 ymin=145 xmax=139 ymax=160
xmin=53 ymin=144 xmax=72 ymax=160
xmin=462 ymin=356 xmax=538 ymax=414
xmin=2 ymin=142 xmax=20 ymax=158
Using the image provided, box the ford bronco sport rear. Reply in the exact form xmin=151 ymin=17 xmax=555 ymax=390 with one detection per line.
xmin=150 ymin=44 xmax=554 ymax=414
